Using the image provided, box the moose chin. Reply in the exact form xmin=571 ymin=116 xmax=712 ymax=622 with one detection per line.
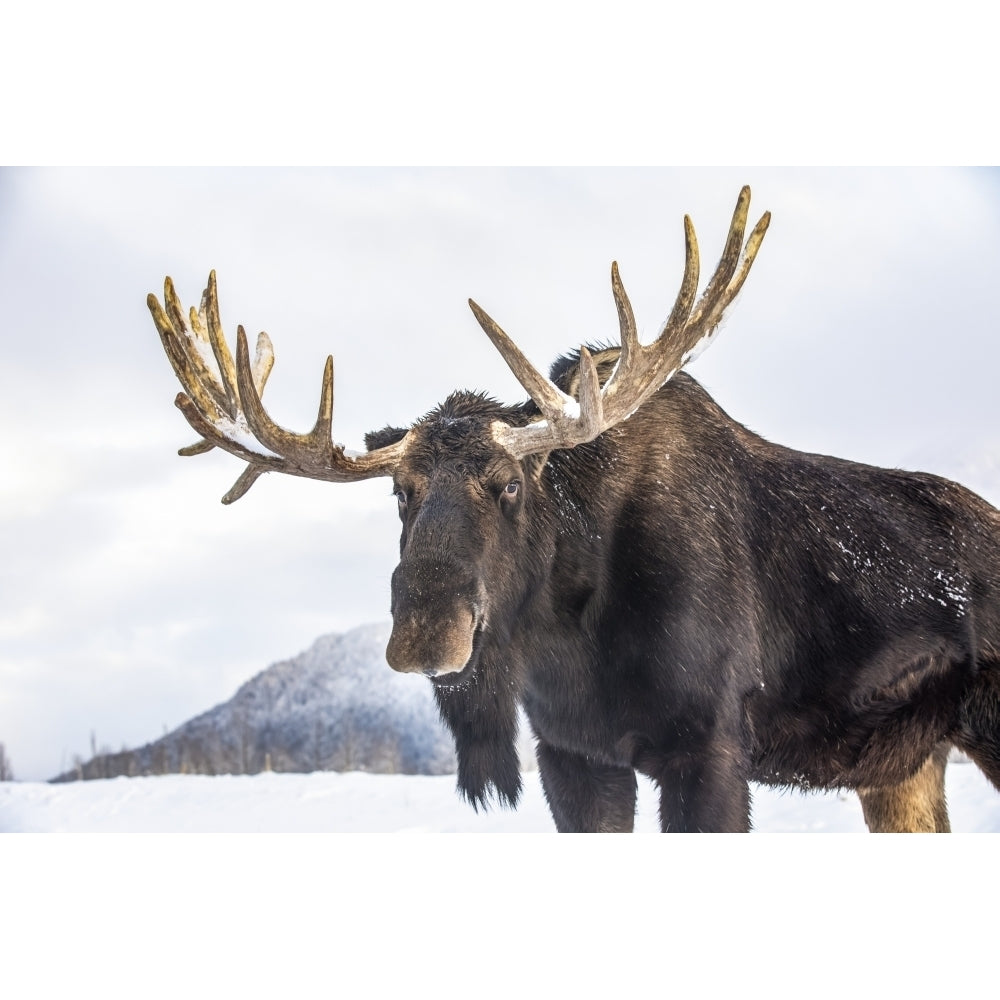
xmin=149 ymin=186 xmax=1000 ymax=833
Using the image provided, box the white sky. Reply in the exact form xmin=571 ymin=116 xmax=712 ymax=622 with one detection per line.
xmin=2 ymin=167 xmax=999 ymax=780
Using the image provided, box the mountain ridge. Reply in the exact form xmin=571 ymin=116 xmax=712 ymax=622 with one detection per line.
xmin=52 ymin=622 xmax=459 ymax=781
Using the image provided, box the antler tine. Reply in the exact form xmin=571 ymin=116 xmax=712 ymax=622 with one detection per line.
xmin=313 ymin=355 xmax=335 ymax=444
xmin=601 ymin=215 xmax=701 ymax=424
xmin=166 ymin=278 xmax=234 ymax=419
xmin=690 ymin=208 xmax=771 ymax=341
xmin=189 ymin=303 xmax=208 ymax=341
xmin=233 ymin=328 xmax=352 ymax=480
xmin=204 ymin=270 xmax=240 ymax=420
xmin=235 ymin=325 xmax=333 ymax=463
xmin=575 ymin=346 xmax=604 ymax=437
xmin=468 ymin=299 xmax=578 ymax=417
xmin=149 ymin=282 xmax=230 ymax=421
xmin=222 ymin=465 xmax=267 ymax=505
xmin=610 ymin=261 xmax=640 ymax=373
xmin=477 ymin=186 xmax=769 ymax=462
xmin=179 ymin=329 xmax=275 ymax=457
xmin=684 ymin=185 xmax=751 ymax=333
xmin=252 ymin=331 xmax=276 ymax=393
xmin=468 ymin=297 xmax=609 ymax=456
xmin=658 ymin=214 xmax=702 ymax=344
xmin=152 ymin=273 xmax=409 ymax=502
xmin=178 ymin=438 xmax=216 ymax=458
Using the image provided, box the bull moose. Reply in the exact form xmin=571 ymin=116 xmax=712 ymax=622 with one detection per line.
xmin=148 ymin=186 xmax=1000 ymax=832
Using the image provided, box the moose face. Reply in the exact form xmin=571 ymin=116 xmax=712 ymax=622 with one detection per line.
xmin=372 ymin=397 xmax=534 ymax=682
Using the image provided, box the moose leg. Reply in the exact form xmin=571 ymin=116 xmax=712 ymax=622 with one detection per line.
xmin=535 ymin=742 xmax=637 ymax=832
xmin=954 ymin=662 xmax=1000 ymax=791
xmin=655 ymin=747 xmax=751 ymax=832
xmin=857 ymin=743 xmax=951 ymax=833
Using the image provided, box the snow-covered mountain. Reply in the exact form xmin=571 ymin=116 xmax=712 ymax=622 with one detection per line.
xmin=52 ymin=623 xmax=459 ymax=781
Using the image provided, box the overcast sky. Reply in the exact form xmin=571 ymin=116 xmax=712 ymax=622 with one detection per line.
xmin=2 ymin=167 xmax=1000 ymax=779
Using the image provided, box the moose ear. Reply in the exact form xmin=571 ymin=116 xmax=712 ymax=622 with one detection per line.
xmin=364 ymin=425 xmax=409 ymax=452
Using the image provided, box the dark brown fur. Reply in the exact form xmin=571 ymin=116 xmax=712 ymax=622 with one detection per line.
xmin=369 ymin=349 xmax=1000 ymax=831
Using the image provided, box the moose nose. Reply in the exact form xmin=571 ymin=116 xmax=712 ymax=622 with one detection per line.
xmin=386 ymin=559 xmax=480 ymax=675
xmin=385 ymin=604 xmax=477 ymax=675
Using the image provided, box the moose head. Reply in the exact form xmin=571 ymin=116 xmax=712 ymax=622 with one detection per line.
xmin=148 ymin=187 xmax=769 ymax=690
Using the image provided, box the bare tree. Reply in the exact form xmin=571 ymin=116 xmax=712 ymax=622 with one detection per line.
xmin=234 ymin=706 xmax=250 ymax=774
xmin=0 ymin=742 xmax=13 ymax=782
xmin=311 ymin=717 xmax=323 ymax=772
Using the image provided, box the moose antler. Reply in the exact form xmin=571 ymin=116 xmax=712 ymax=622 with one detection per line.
xmin=148 ymin=271 xmax=409 ymax=503
xmin=150 ymin=188 xmax=767 ymax=500
xmin=470 ymin=185 xmax=770 ymax=459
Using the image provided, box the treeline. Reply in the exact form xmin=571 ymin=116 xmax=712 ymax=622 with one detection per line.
xmin=51 ymin=707 xmax=455 ymax=784
xmin=0 ymin=742 xmax=12 ymax=781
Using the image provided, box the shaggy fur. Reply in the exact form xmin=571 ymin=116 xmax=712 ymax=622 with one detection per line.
xmin=368 ymin=349 xmax=1000 ymax=832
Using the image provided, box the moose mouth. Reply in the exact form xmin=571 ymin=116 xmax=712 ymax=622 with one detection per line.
xmin=385 ymin=600 xmax=487 ymax=682
xmin=427 ymin=619 xmax=486 ymax=688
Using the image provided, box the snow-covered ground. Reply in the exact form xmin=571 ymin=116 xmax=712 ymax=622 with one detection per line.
xmin=6 ymin=763 xmax=999 ymax=1000
xmin=3 ymin=756 xmax=999 ymax=832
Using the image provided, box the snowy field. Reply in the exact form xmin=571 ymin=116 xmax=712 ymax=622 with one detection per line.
xmin=6 ymin=765 xmax=999 ymax=1000
xmin=3 ymin=757 xmax=999 ymax=832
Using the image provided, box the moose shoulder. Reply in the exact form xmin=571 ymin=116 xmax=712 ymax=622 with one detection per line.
xmin=149 ymin=187 xmax=1000 ymax=832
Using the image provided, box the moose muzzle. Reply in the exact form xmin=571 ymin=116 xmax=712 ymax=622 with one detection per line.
xmin=385 ymin=558 xmax=483 ymax=677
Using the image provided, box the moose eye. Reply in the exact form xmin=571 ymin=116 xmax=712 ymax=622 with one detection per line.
xmin=503 ymin=481 xmax=520 ymax=498
xmin=394 ymin=489 xmax=408 ymax=507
